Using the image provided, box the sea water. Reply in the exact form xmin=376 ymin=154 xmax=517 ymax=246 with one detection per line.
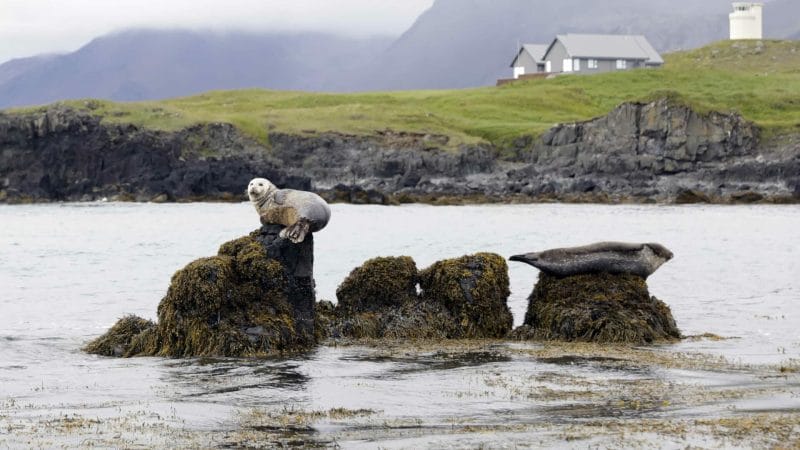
xmin=1 ymin=203 xmax=798 ymax=447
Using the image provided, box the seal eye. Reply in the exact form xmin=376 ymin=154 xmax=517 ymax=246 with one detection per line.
xmin=259 ymin=183 xmax=263 ymax=186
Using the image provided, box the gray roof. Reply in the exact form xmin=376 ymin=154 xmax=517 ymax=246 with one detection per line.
xmin=548 ymin=34 xmax=663 ymax=64
xmin=510 ymin=44 xmax=549 ymax=67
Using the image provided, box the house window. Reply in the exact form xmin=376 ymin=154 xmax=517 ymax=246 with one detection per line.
xmin=588 ymin=59 xmax=598 ymax=69
xmin=563 ymin=58 xmax=573 ymax=72
xmin=545 ymin=61 xmax=552 ymax=72
xmin=616 ymin=59 xmax=627 ymax=69
xmin=573 ymin=58 xmax=580 ymax=71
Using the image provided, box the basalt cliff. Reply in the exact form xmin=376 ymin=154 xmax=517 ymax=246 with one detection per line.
xmin=1 ymin=98 xmax=798 ymax=204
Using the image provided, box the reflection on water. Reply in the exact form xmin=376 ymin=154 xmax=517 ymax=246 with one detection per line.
xmin=1 ymin=203 xmax=799 ymax=447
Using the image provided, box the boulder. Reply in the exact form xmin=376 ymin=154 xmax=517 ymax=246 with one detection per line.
xmin=320 ymin=253 xmax=513 ymax=340
xmin=83 ymin=315 xmax=156 ymax=357
xmin=418 ymin=253 xmax=513 ymax=338
xmin=336 ymin=256 xmax=418 ymax=312
xmin=85 ymin=224 xmax=316 ymax=358
xmin=510 ymin=273 xmax=680 ymax=344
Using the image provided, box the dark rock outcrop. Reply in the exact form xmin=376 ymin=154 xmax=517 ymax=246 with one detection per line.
xmin=320 ymin=253 xmax=514 ymax=340
xmin=510 ymin=273 xmax=680 ymax=344
xmin=2 ymin=99 xmax=799 ymax=204
xmin=0 ymin=106 xmax=307 ymax=203
xmin=513 ymin=98 xmax=799 ymax=202
xmin=85 ymin=224 xmax=316 ymax=357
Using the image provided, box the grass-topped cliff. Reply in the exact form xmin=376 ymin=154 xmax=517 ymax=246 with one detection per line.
xmin=9 ymin=40 xmax=800 ymax=148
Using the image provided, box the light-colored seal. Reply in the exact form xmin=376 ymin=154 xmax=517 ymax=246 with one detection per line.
xmin=510 ymin=242 xmax=673 ymax=279
xmin=247 ymin=177 xmax=331 ymax=243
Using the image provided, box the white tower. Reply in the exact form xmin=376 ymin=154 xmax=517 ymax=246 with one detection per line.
xmin=729 ymin=2 xmax=764 ymax=40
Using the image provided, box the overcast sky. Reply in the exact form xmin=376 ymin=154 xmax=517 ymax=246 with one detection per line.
xmin=0 ymin=0 xmax=435 ymax=64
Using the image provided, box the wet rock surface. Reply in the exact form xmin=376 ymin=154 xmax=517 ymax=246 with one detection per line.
xmin=85 ymin=224 xmax=316 ymax=357
xmin=319 ymin=253 xmax=513 ymax=340
xmin=2 ymin=100 xmax=799 ymax=204
xmin=511 ymin=273 xmax=681 ymax=344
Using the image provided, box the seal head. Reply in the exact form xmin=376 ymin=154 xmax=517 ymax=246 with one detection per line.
xmin=510 ymin=242 xmax=673 ymax=279
xmin=248 ymin=177 xmax=278 ymax=206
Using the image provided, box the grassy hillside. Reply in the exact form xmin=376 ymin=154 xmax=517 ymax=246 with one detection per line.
xmin=12 ymin=40 xmax=800 ymax=148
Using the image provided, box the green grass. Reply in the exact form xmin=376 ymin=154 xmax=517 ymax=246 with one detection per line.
xmin=11 ymin=40 xmax=800 ymax=149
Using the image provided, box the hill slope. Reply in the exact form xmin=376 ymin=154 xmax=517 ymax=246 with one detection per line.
xmin=19 ymin=40 xmax=799 ymax=148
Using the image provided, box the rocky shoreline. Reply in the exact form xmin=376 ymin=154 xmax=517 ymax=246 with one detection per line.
xmin=2 ymin=98 xmax=798 ymax=204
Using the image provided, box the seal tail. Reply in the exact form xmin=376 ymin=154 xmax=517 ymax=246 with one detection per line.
xmin=509 ymin=253 xmax=539 ymax=266
xmin=280 ymin=219 xmax=311 ymax=244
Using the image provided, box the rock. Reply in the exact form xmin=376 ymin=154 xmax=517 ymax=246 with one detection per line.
xmin=150 ymin=193 xmax=169 ymax=203
xmin=510 ymin=242 xmax=673 ymax=279
xmin=675 ymin=189 xmax=711 ymax=204
xmin=336 ymin=257 xmax=418 ymax=313
xmin=511 ymin=273 xmax=680 ymax=344
xmin=85 ymin=224 xmax=316 ymax=358
xmin=418 ymin=253 xmax=513 ymax=338
xmin=319 ymin=253 xmax=513 ymax=340
xmin=0 ymin=106 xmax=308 ymax=203
xmin=83 ymin=315 xmax=156 ymax=357
xmin=520 ymin=98 xmax=800 ymax=203
xmin=730 ymin=191 xmax=764 ymax=203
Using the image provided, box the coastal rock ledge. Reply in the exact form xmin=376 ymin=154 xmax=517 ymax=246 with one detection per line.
xmin=85 ymin=224 xmax=316 ymax=357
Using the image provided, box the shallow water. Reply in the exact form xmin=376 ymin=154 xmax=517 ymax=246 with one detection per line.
xmin=1 ymin=203 xmax=799 ymax=447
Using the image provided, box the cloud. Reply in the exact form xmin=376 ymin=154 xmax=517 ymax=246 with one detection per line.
xmin=0 ymin=0 xmax=434 ymax=63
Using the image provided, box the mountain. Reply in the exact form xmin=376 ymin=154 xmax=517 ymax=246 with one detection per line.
xmin=0 ymin=54 xmax=61 ymax=87
xmin=0 ymin=30 xmax=391 ymax=108
xmin=1 ymin=0 xmax=799 ymax=108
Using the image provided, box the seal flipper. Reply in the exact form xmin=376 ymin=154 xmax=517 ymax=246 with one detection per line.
xmin=280 ymin=218 xmax=311 ymax=244
xmin=509 ymin=253 xmax=540 ymax=266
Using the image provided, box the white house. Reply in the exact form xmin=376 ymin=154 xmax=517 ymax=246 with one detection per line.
xmin=509 ymin=44 xmax=549 ymax=79
xmin=540 ymin=34 xmax=663 ymax=75
xmin=730 ymin=2 xmax=764 ymax=40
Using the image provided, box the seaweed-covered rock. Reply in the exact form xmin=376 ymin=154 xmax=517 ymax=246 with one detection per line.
xmin=86 ymin=224 xmax=317 ymax=358
xmin=83 ymin=315 xmax=156 ymax=357
xmin=336 ymin=256 xmax=418 ymax=312
xmin=512 ymin=273 xmax=680 ymax=344
xmin=320 ymin=253 xmax=512 ymax=340
xmin=419 ymin=253 xmax=513 ymax=338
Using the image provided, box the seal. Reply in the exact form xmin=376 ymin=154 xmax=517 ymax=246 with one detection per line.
xmin=509 ymin=242 xmax=673 ymax=278
xmin=247 ymin=177 xmax=331 ymax=243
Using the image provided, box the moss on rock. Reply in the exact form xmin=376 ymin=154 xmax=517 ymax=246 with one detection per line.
xmin=516 ymin=272 xmax=681 ymax=344
xmin=419 ymin=253 xmax=513 ymax=338
xmin=336 ymin=256 xmax=418 ymax=313
xmin=83 ymin=315 xmax=156 ymax=357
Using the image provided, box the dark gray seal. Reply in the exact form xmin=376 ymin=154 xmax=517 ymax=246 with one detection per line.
xmin=247 ymin=177 xmax=331 ymax=243
xmin=510 ymin=242 xmax=673 ymax=278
